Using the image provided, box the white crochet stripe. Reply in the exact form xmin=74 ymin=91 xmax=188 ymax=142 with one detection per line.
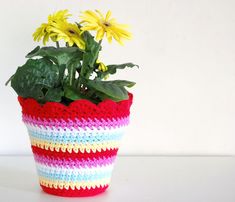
xmin=25 ymin=122 xmax=126 ymax=137
xmin=35 ymin=162 xmax=114 ymax=176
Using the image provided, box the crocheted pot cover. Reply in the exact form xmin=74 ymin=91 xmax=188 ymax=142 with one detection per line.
xmin=18 ymin=94 xmax=133 ymax=197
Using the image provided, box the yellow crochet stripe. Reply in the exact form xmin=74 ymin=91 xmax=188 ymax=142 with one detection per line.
xmin=30 ymin=137 xmax=120 ymax=153
xmin=39 ymin=176 xmax=110 ymax=190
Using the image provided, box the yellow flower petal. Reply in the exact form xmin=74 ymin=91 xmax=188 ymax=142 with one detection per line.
xmin=106 ymin=31 xmax=113 ymax=43
xmin=105 ymin=10 xmax=112 ymax=21
xmin=79 ymin=10 xmax=132 ymax=45
xmin=49 ymin=21 xmax=85 ymax=49
xmin=33 ymin=10 xmax=72 ymax=45
xmin=96 ymin=28 xmax=105 ymax=41
xmin=43 ymin=33 xmax=50 ymax=45
xmin=95 ymin=9 xmax=105 ymax=19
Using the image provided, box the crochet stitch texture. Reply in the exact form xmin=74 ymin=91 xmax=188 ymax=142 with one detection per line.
xmin=18 ymin=94 xmax=133 ymax=197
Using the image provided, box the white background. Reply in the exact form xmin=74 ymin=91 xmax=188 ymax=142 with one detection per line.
xmin=1 ymin=0 xmax=235 ymax=155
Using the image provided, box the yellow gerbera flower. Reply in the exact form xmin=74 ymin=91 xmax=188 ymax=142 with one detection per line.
xmin=48 ymin=10 xmax=71 ymax=23
xmin=33 ymin=10 xmax=71 ymax=45
xmin=80 ymin=10 xmax=132 ymax=45
xmin=33 ymin=23 xmax=51 ymax=45
xmin=49 ymin=21 xmax=85 ymax=50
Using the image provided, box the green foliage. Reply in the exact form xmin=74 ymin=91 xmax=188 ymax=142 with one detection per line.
xmin=81 ymin=31 xmax=101 ymax=78
xmin=87 ymin=80 xmax=135 ymax=101
xmin=96 ymin=63 xmax=138 ymax=80
xmin=11 ymin=58 xmax=62 ymax=103
xmin=26 ymin=46 xmax=83 ymax=66
xmin=6 ymin=28 xmax=137 ymax=105
xmin=44 ymin=87 xmax=64 ymax=102
xmin=107 ymin=63 xmax=139 ymax=74
xmin=64 ymin=86 xmax=83 ymax=101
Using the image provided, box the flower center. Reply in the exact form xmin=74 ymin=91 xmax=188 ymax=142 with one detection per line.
xmin=103 ymin=21 xmax=111 ymax=27
xmin=68 ymin=29 xmax=75 ymax=34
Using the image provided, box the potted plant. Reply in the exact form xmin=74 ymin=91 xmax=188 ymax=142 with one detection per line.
xmin=6 ymin=9 xmax=137 ymax=197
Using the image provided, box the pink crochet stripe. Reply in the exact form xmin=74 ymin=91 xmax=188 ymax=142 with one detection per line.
xmin=34 ymin=154 xmax=116 ymax=169
xmin=22 ymin=115 xmax=130 ymax=130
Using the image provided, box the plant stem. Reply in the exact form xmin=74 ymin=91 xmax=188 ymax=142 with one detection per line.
xmin=56 ymin=41 xmax=60 ymax=48
xmin=68 ymin=65 xmax=75 ymax=86
xmin=78 ymin=39 xmax=103 ymax=92
xmin=98 ymin=39 xmax=102 ymax=46
xmin=87 ymin=40 xmax=102 ymax=76
xmin=77 ymin=79 xmax=81 ymax=90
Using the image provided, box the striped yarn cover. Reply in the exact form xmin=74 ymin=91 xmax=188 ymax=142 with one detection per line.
xmin=18 ymin=94 xmax=133 ymax=197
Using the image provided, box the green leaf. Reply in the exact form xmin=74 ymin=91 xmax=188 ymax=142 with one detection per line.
xmin=11 ymin=58 xmax=60 ymax=101
xmin=43 ymin=87 xmax=64 ymax=102
xmin=5 ymin=75 xmax=14 ymax=86
xmin=26 ymin=46 xmax=83 ymax=66
xmin=82 ymin=31 xmax=100 ymax=52
xmin=67 ymin=57 xmax=82 ymax=86
xmin=110 ymin=80 xmax=136 ymax=88
xmin=87 ymin=80 xmax=129 ymax=101
xmin=81 ymin=31 xmax=101 ymax=78
xmin=94 ymin=91 xmax=124 ymax=102
xmin=26 ymin=46 xmax=83 ymax=88
xmin=26 ymin=46 xmax=40 ymax=56
xmin=97 ymin=63 xmax=138 ymax=79
xmin=64 ymin=86 xmax=83 ymax=101
xmin=107 ymin=63 xmax=139 ymax=74
xmin=58 ymin=64 xmax=66 ymax=83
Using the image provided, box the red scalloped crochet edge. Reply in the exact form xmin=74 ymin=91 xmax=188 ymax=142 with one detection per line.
xmin=41 ymin=184 xmax=108 ymax=197
xmin=18 ymin=93 xmax=133 ymax=120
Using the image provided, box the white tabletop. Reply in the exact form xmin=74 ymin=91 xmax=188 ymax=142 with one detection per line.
xmin=0 ymin=156 xmax=235 ymax=202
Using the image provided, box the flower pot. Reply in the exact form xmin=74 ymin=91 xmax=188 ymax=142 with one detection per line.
xmin=18 ymin=94 xmax=133 ymax=197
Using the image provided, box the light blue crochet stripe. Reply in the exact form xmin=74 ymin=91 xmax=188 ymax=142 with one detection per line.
xmin=28 ymin=129 xmax=123 ymax=144
xmin=37 ymin=169 xmax=112 ymax=181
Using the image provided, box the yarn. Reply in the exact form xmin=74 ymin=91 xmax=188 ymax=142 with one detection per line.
xmin=19 ymin=94 xmax=133 ymax=197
